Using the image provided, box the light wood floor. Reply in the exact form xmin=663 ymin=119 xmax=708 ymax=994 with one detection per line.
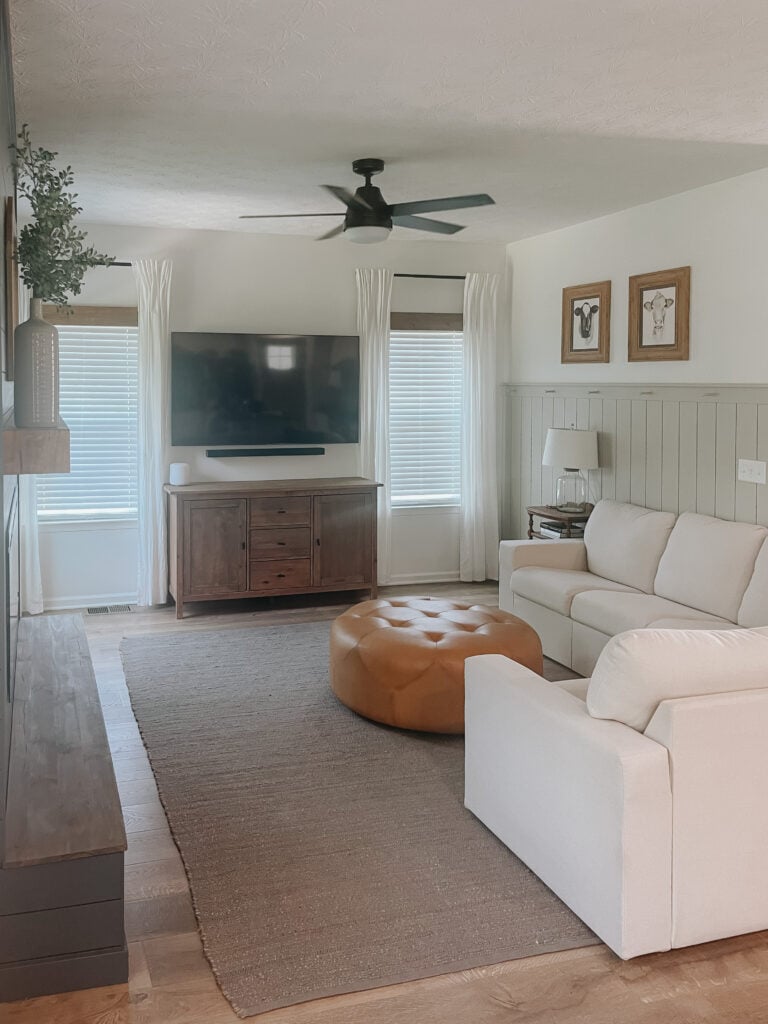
xmin=6 ymin=583 xmax=768 ymax=1023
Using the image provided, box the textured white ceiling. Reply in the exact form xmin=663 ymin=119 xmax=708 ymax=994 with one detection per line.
xmin=10 ymin=0 xmax=768 ymax=242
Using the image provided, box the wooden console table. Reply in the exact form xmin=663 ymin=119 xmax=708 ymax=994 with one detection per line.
xmin=165 ymin=477 xmax=380 ymax=618
xmin=526 ymin=504 xmax=592 ymax=540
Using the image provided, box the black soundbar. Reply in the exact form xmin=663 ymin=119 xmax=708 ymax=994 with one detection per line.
xmin=205 ymin=447 xmax=326 ymax=458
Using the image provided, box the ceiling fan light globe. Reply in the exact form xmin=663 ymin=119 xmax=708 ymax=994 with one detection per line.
xmin=344 ymin=225 xmax=391 ymax=244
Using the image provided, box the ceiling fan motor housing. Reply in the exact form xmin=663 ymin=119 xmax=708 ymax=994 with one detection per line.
xmin=346 ymin=183 xmax=393 ymax=230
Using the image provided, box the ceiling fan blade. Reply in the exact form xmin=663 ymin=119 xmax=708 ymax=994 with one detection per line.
xmin=316 ymin=223 xmax=345 ymax=241
xmin=389 ymin=193 xmax=494 ymax=217
xmin=392 ymin=214 xmax=464 ymax=235
xmin=239 ymin=213 xmax=341 ymax=219
xmin=321 ymin=184 xmax=372 ymax=210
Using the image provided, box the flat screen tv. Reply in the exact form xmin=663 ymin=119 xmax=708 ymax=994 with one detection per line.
xmin=171 ymin=332 xmax=360 ymax=446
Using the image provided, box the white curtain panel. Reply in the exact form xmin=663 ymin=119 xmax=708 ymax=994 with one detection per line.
xmin=133 ymin=259 xmax=173 ymax=606
xmin=355 ymin=267 xmax=393 ymax=584
xmin=460 ymin=272 xmax=501 ymax=582
xmin=17 ymin=284 xmax=44 ymax=614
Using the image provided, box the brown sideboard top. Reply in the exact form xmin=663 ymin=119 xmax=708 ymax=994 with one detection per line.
xmin=164 ymin=476 xmax=381 ymax=496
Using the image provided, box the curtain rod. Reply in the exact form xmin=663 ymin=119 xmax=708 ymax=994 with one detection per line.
xmin=104 ymin=266 xmax=466 ymax=282
xmin=394 ymin=273 xmax=465 ymax=280
xmin=104 ymin=265 xmax=465 ymax=280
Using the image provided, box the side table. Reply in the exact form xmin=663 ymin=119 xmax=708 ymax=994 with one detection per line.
xmin=526 ymin=504 xmax=592 ymax=540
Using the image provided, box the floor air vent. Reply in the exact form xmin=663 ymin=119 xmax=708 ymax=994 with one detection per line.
xmin=86 ymin=604 xmax=133 ymax=615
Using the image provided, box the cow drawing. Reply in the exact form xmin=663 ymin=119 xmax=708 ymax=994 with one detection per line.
xmin=574 ymin=300 xmax=599 ymax=340
xmin=643 ymin=290 xmax=674 ymax=339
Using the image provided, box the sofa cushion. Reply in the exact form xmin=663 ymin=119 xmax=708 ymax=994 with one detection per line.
xmin=584 ymin=500 xmax=676 ymax=594
xmin=587 ymin=627 xmax=768 ymax=731
xmin=571 ymin=590 xmax=729 ymax=637
xmin=654 ymin=513 xmax=767 ymax=621
xmin=509 ymin=566 xmax=638 ymax=616
xmin=738 ymin=537 xmax=768 ymax=627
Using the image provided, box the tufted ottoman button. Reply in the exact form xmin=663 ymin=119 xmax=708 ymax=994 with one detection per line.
xmin=329 ymin=597 xmax=542 ymax=734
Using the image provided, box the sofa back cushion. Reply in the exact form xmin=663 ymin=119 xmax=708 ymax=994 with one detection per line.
xmin=587 ymin=627 xmax=768 ymax=731
xmin=738 ymin=538 xmax=768 ymax=627
xmin=654 ymin=513 xmax=767 ymax=622
xmin=584 ymin=500 xmax=676 ymax=593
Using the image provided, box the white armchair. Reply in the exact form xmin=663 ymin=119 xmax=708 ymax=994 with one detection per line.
xmin=464 ymin=626 xmax=768 ymax=959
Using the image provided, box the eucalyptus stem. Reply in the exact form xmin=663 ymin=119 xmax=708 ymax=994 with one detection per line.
xmin=11 ymin=124 xmax=113 ymax=307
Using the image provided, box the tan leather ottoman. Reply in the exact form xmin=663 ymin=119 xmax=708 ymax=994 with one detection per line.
xmin=330 ymin=596 xmax=543 ymax=733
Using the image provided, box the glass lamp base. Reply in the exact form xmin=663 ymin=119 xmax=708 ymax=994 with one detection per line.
xmin=555 ymin=469 xmax=587 ymax=513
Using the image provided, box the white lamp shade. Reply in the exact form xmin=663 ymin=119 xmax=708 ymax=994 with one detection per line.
xmin=542 ymin=428 xmax=599 ymax=470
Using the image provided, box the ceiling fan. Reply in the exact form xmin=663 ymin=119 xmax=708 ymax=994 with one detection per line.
xmin=239 ymin=158 xmax=495 ymax=243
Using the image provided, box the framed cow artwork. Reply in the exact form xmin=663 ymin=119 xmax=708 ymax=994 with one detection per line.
xmin=628 ymin=265 xmax=690 ymax=361
xmin=561 ymin=280 xmax=611 ymax=364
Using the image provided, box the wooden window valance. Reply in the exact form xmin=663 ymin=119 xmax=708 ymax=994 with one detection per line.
xmin=42 ymin=304 xmax=138 ymax=327
xmin=390 ymin=311 xmax=463 ymax=332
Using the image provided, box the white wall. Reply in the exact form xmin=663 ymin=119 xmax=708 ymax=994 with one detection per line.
xmin=507 ymin=167 xmax=768 ymax=385
xmin=39 ymin=226 xmax=506 ymax=607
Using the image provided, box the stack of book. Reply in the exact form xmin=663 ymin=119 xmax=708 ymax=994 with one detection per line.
xmin=540 ymin=520 xmax=585 ymax=540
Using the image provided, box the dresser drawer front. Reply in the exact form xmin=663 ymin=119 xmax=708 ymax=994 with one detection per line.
xmin=250 ymin=559 xmax=312 ymax=591
xmin=250 ymin=496 xmax=311 ymax=527
xmin=250 ymin=527 xmax=311 ymax=560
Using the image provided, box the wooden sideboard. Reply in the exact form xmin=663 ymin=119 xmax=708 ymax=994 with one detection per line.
xmin=165 ymin=477 xmax=380 ymax=618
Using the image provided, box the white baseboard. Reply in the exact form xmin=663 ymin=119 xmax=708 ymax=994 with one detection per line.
xmin=43 ymin=591 xmax=139 ymax=612
xmin=387 ymin=570 xmax=461 ymax=586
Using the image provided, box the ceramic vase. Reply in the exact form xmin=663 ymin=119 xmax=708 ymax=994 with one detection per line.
xmin=14 ymin=297 xmax=60 ymax=428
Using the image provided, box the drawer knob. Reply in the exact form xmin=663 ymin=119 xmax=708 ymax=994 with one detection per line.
xmin=277 ymin=541 xmax=286 ymax=546
xmin=277 ymin=573 xmax=286 ymax=578
xmin=277 ymin=509 xmax=286 ymax=514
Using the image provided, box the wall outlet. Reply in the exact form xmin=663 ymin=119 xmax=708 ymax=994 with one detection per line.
xmin=738 ymin=458 xmax=767 ymax=485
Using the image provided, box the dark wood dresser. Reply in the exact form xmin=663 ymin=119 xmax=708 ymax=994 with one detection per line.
xmin=165 ymin=477 xmax=380 ymax=618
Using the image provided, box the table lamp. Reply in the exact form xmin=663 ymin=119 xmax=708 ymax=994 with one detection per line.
xmin=542 ymin=428 xmax=599 ymax=512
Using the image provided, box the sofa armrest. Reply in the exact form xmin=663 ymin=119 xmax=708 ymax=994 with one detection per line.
xmin=464 ymin=654 xmax=672 ymax=959
xmin=498 ymin=539 xmax=587 ymax=612
xmin=499 ymin=538 xmax=587 ymax=576
xmin=645 ymin=688 xmax=768 ymax=950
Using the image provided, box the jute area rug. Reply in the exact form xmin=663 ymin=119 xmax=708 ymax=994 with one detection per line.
xmin=120 ymin=622 xmax=597 ymax=1017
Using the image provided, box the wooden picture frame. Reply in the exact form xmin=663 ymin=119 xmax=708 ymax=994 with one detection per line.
xmin=561 ymin=280 xmax=611 ymax=364
xmin=628 ymin=265 xmax=690 ymax=362
xmin=4 ymin=195 xmax=18 ymax=380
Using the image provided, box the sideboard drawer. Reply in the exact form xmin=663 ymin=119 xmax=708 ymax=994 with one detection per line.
xmin=250 ymin=496 xmax=311 ymax=527
xmin=250 ymin=527 xmax=311 ymax=560
xmin=249 ymin=559 xmax=311 ymax=591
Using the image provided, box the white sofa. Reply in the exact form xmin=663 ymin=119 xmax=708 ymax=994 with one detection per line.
xmin=465 ymin=626 xmax=768 ymax=959
xmin=500 ymin=499 xmax=768 ymax=674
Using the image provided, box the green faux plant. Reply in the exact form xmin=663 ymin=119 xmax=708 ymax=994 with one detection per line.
xmin=12 ymin=124 xmax=113 ymax=307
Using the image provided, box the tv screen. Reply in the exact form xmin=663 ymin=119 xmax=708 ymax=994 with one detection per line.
xmin=171 ymin=333 xmax=360 ymax=446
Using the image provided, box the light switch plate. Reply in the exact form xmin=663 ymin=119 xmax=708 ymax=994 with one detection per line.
xmin=738 ymin=458 xmax=767 ymax=485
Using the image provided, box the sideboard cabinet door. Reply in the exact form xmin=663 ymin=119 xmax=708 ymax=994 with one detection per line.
xmin=182 ymin=498 xmax=248 ymax=597
xmin=313 ymin=492 xmax=374 ymax=588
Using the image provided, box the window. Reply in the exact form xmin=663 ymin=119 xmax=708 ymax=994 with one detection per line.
xmin=389 ymin=329 xmax=463 ymax=508
xmin=36 ymin=322 xmax=139 ymax=521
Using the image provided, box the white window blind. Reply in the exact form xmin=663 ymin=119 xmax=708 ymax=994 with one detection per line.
xmin=389 ymin=329 xmax=463 ymax=507
xmin=37 ymin=324 xmax=139 ymax=521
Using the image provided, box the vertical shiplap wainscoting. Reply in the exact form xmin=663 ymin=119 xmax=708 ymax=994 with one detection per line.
xmin=501 ymin=384 xmax=768 ymax=541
